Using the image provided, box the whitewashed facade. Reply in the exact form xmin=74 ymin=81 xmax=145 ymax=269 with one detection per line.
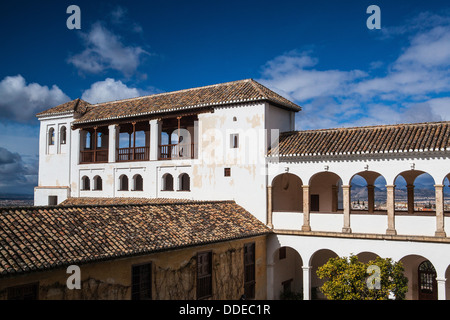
xmin=35 ymin=79 xmax=450 ymax=300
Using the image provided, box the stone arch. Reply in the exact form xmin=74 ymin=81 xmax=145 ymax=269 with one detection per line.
xmin=272 ymin=173 xmax=303 ymax=212
xmin=133 ymin=174 xmax=143 ymax=191
xmin=395 ymin=170 xmax=436 ymax=214
xmin=93 ymin=175 xmax=102 ymax=191
xmin=161 ymin=173 xmax=174 ymax=191
xmin=309 ymin=249 xmax=339 ymax=300
xmin=355 ymin=251 xmax=380 ymax=264
xmin=309 ymin=171 xmax=342 ymax=213
xmin=81 ymin=175 xmax=90 ymax=191
xmin=443 ymin=174 xmax=450 ymax=214
xmin=399 ymin=254 xmax=436 ymax=300
xmin=118 ymin=174 xmax=129 ymax=191
xmin=350 ymin=171 xmax=387 ymax=213
xmin=178 ymin=173 xmax=190 ymax=191
xmin=272 ymin=246 xmax=303 ymax=300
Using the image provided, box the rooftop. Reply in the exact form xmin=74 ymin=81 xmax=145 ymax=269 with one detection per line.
xmin=0 ymin=200 xmax=270 ymax=278
xmin=36 ymin=79 xmax=301 ymax=123
xmin=268 ymin=121 xmax=450 ymax=157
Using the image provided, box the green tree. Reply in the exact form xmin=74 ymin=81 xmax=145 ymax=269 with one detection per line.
xmin=316 ymin=254 xmax=408 ymax=300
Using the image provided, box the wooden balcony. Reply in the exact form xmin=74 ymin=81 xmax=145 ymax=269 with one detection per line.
xmin=80 ymin=150 xmax=108 ymax=163
xmin=159 ymin=143 xmax=195 ymax=160
xmin=117 ymin=146 xmax=150 ymax=162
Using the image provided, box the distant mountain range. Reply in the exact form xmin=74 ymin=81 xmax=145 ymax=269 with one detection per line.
xmin=351 ymin=184 xmax=437 ymax=202
xmin=0 ymin=193 xmax=34 ymax=200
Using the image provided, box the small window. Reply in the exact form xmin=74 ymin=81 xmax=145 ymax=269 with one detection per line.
xmin=60 ymin=126 xmax=67 ymax=145
xmin=197 ymin=251 xmax=212 ymax=299
xmin=162 ymin=173 xmax=174 ymax=191
xmin=81 ymin=176 xmax=90 ymax=191
xmin=311 ymin=194 xmax=320 ymax=212
xmin=244 ymin=242 xmax=256 ymax=299
xmin=178 ymin=173 xmax=190 ymax=191
xmin=133 ymin=174 xmax=143 ymax=191
xmin=93 ymin=176 xmax=102 ymax=191
xmin=119 ymin=175 xmax=129 ymax=191
xmin=230 ymin=134 xmax=239 ymax=148
xmin=279 ymin=247 xmax=286 ymax=260
xmin=85 ymin=132 xmax=92 ymax=149
xmin=7 ymin=283 xmax=39 ymax=300
xmin=48 ymin=128 xmax=55 ymax=146
xmin=48 ymin=196 xmax=58 ymax=206
xmin=131 ymin=263 xmax=152 ymax=300
xmin=224 ymin=168 xmax=231 ymax=177
xmin=233 ymin=116 xmax=237 ymax=122
xmin=97 ymin=132 xmax=102 ymax=148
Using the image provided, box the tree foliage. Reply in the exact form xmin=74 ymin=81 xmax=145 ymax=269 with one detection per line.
xmin=316 ymin=255 xmax=408 ymax=300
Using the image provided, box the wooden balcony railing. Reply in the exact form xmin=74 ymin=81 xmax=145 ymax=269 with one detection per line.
xmin=117 ymin=146 xmax=150 ymax=162
xmin=80 ymin=150 xmax=108 ymax=163
xmin=159 ymin=143 xmax=195 ymax=160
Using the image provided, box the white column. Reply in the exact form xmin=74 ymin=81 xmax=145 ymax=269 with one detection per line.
xmin=302 ymin=185 xmax=311 ymax=231
xmin=149 ymin=119 xmax=160 ymax=161
xmin=302 ymin=266 xmax=311 ymax=300
xmin=72 ymin=128 xmax=81 ymax=165
xmin=267 ymin=186 xmax=273 ymax=229
xmin=342 ymin=185 xmax=352 ymax=233
xmin=435 ymin=184 xmax=446 ymax=237
xmin=436 ymin=277 xmax=446 ymax=300
xmin=386 ymin=185 xmax=397 ymax=235
xmin=108 ymin=124 xmax=118 ymax=163
xmin=266 ymin=262 xmax=275 ymax=300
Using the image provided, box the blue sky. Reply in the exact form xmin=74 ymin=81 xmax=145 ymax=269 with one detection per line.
xmin=0 ymin=0 xmax=449 ymax=195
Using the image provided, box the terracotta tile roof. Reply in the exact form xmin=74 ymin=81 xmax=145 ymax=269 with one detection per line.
xmin=268 ymin=121 xmax=450 ymax=157
xmin=36 ymin=98 xmax=91 ymax=117
xmin=59 ymin=197 xmax=196 ymax=206
xmin=0 ymin=201 xmax=270 ymax=277
xmin=67 ymin=79 xmax=300 ymax=125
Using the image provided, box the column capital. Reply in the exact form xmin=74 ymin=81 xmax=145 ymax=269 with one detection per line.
xmin=302 ymin=184 xmax=310 ymax=189
xmin=434 ymin=184 xmax=445 ymax=189
xmin=385 ymin=184 xmax=396 ymax=188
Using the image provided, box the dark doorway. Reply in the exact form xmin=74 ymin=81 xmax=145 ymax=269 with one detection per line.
xmin=311 ymin=194 xmax=320 ymax=212
xmin=418 ymin=260 xmax=437 ymax=300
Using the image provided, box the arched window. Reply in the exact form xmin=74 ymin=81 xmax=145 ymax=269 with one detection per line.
xmin=85 ymin=132 xmax=92 ymax=149
xmin=97 ymin=132 xmax=102 ymax=148
xmin=93 ymin=175 xmax=102 ymax=191
xmin=81 ymin=176 xmax=90 ymax=190
xmin=418 ymin=260 xmax=437 ymax=300
xmin=133 ymin=174 xmax=143 ymax=191
xmin=48 ymin=128 xmax=55 ymax=145
xmin=178 ymin=173 xmax=190 ymax=191
xmin=60 ymin=126 xmax=67 ymax=145
xmin=162 ymin=173 xmax=173 ymax=191
xmin=119 ymin=175 xmax=129 ymax=191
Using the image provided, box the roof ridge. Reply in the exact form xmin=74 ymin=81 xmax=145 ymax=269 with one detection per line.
xmin=89 ymin=79 xmax=254 ymax=107
xmin=290 ymin=120 xmax=450 ymax=135
xmin=0 ymin=200 xmax=237 ymax=211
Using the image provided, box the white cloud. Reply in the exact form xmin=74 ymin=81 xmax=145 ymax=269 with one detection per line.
xmin=259 ymin=50 xmax=367 ymax=101
xmin=81 ymin=78 xmax=156 ymax=104
xmin=258 ymin=13 xmax=450 ymax=130
xmin=68 ymin=23 xmax=149 ymax=76
xmin=0 ymin=75 xmax=70 ymax=122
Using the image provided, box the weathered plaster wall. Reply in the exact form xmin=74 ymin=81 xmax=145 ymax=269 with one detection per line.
xmin=0 ymin=235 xmax=267 ymax=300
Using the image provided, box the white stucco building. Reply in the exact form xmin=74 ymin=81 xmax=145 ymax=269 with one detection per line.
xmin=35 ymin=79 xmax=450 ymax=300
